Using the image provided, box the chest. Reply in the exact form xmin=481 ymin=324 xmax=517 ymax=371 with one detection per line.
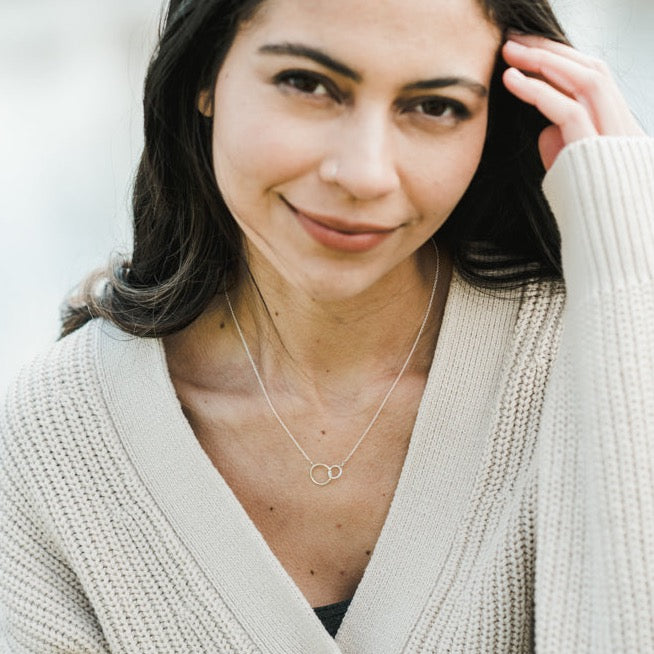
xmin=176 ymin=381 xmax=426 ymax=607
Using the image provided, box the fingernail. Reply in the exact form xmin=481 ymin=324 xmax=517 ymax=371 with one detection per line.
xmin=504 ymin=40 xmax=526 ymax=51
xmin=506 ymin=31 xmax=532 ymax=42
xmin=504 ymin=67 xmax=524 ymax=81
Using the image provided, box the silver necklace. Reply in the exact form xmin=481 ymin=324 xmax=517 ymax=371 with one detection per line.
xmin=225 ymin=242 xmax=439 ymax=486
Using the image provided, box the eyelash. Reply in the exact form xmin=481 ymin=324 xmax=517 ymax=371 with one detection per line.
xmin=272 ymin=69 xmax=471 ymax=123
xmin=273 ymin=69 xmax=341 ymax=100
xmin=404 ymin=97 xmax=471 ymax=121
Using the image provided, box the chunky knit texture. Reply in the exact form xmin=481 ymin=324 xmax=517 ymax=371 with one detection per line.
xmin=1 ymin=137 xmax=653 ymax=653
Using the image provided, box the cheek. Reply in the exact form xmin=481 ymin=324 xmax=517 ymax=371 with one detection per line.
xmin=211 ymin=93 xmax=320 ymax=204
xmin=405 ymin=125 xmax=487 ymax=220
xmin=210 ymin=103 xmax=323 ymax=244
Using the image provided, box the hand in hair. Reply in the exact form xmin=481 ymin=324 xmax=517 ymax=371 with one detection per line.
xmin=501 ymin=34 xmax=646 ymax=171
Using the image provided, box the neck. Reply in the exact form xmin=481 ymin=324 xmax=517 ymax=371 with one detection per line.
xmin=236 ymin=240 xmax=447 ymax=384
xmin=166 ymin=241 xmax=451 ymax=400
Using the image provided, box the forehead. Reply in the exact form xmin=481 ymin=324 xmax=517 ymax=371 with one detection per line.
xmin=242 ymin=0 xmax=501 ymax=80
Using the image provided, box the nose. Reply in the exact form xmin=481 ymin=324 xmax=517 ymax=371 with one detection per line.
xmin=319 ymin=107 xmax=401 ymax=201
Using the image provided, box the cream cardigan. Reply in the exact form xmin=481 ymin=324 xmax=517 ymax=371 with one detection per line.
xmin=1 ymin=138 xmax=653 ymax=653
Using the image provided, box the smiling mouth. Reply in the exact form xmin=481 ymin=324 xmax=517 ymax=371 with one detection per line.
xmin=281 ymin=197 xmax=395 ymax=235
xmin=281 ymin=196 xmax=397 ymax=253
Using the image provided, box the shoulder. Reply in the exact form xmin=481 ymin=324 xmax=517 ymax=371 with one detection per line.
xmin=2 ymin=320 xmax=116 ymax=435
xmin=0 ymin=320 xmax=152 ymax=488
xmin=2 ymin=320 xmax=99 ymax=431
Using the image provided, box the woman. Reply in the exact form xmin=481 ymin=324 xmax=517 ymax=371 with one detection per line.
xmin=1 ymin=0 xmax=652 ymax=651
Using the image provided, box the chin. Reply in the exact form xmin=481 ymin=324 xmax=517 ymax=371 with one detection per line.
xmin=246 ymin=237 xmax=407 ymax=305
xmin=283 ymin=264 xmax=384 ymax=304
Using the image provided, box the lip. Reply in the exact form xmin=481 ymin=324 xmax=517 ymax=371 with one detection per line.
xmin=282 ymin=198 xmax=396 ymax=253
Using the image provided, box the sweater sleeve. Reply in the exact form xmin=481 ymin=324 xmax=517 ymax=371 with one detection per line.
xmin=536 ymin=138 xmax=654 ymax=652
xmin=0 ymin=379 xmax=110 ymax=653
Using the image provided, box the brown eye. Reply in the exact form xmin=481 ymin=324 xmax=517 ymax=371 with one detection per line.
xmin=273 ymin=70 xmax=340 ymax=100
xmin=417 ymin=99 xmax=450 ymax=116
xmin=285 ymin=74 xmax=325 ymax=94
xmin=405 ymin=96 xmax=471 ymax=122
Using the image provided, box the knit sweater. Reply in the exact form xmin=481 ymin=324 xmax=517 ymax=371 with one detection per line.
xmin=1 ymin=137 xmax=653 ymax=653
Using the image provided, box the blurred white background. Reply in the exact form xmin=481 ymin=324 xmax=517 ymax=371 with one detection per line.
xmin=1 ymin=0 xmax=653 ymax=395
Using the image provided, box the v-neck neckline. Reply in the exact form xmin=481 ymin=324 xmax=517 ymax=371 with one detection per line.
xmin=97 ymin=270 xmax=520 ymax=653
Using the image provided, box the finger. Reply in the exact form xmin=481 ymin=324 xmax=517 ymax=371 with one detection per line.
xmin=506 ymin=32 xmax=602 ymax=70
xmin=503 ymin=40 xmax=608 ymax=131
xmin=503 ymin=40 xmax=641 ymax=135
xmin=502 ymin=40 xmax=593 ymax=96
xmin=503 ymin=67 xmax=598 ymax=141
xmin=503 ymin=40 xmax=614 ymax=94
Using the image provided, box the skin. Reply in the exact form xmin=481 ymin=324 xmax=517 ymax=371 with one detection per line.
xmin=166 ymin=0 xmax=644 ymax=607
xmin=502 ymin=33 xmax=645 ymax=170
xmin=205 ymin=0 xmax=499 ymax=310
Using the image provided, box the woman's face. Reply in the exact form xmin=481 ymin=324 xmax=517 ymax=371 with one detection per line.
xmin=207 ymin=0 xmax=501 ymax=301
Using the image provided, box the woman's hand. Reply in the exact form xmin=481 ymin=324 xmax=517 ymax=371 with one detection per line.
xmin=502 ymin=34 xmax=646 ymax=170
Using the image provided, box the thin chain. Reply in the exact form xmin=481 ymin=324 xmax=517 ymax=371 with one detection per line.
xmin=225 ymin=240 xmax=439 ymax=484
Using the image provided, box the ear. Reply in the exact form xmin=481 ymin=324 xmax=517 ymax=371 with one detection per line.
xmin=197 ymin=89 xmax=214 ymax=117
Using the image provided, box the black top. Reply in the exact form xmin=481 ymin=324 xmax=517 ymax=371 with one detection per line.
xmin=313 ymin=597 xmax=353 ymax=638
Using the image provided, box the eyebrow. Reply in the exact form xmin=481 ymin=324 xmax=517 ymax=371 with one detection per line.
xmin=404 ymin=78 xmax=487 ymax=98
xmin=259 ymin=43 xmax=362 ymax=83
xmin=258 ymin=42 xmax=488 ymax=98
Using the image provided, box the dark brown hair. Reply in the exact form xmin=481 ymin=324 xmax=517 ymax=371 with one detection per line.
xmin=61 ymin=0 xmax=568 ymax=339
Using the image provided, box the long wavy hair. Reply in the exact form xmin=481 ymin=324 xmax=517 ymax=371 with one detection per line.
xmin=61 ymin=0 xmax=569 ymax=338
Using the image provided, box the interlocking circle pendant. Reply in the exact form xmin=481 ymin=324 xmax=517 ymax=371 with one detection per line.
xmin=309 ymin=463 xmax=343 ymax=486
